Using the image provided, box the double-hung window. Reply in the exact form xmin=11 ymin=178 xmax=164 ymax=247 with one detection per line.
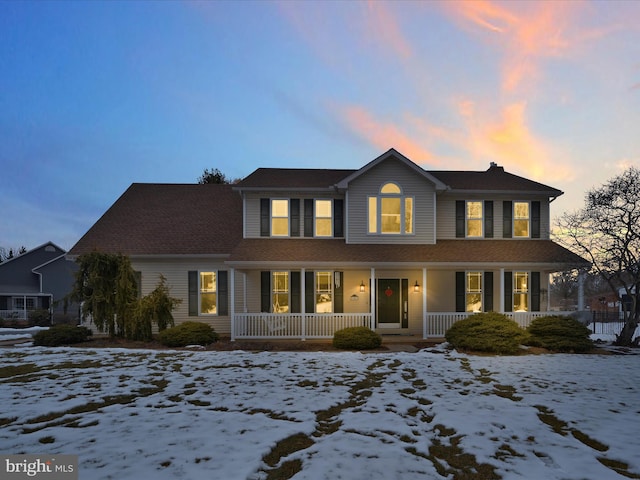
xmin=513 ymin=271 xmax=529 ymax=312
xmin=466 ymin=201 xmax=483 ymax=237
xmin=272 ymin=271 xmax=289 ymax=313
xmin=513 ymin=202 xmax=530 ymax=238
xmin=315 ymin=200 xmax=332 ymax=237
xmin=466 ymin=272 xmax=483 ymax=312
xmin=199 ymin=272 xmax=217 ymax=314
xmin=13 ymin=297 xmax=36 ymax=310
xmin=271 ymin=199 xmax=289 ymax=237
xmin=315 ymin=271 xmax=333 ymax=313
xmin=368 ymin=182 xmax=414 ymax=235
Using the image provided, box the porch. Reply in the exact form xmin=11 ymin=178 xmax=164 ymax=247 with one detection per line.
xmin=232 ymin=311 xmax=577 ymax=340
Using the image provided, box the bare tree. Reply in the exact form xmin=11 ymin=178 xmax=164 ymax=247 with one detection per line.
xmin=556 ymin=167 xmax=640 ymax=346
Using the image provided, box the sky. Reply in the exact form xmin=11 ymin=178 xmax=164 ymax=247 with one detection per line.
xmin=2 ymin=0 xmax=640 ymax=251
xmin=1 ymin=343 xmax=639 ymax=479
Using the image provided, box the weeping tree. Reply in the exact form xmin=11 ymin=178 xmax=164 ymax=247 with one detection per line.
xmin=70 ymin=252 xmax=180 ymax=341
xmin=556 ymin=167 xmax=640 ymax=346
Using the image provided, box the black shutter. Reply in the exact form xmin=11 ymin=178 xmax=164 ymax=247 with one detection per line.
xmin=135 ymin=271 xmax=142 ymax=299
xmin=456 ymin=201 xmax=465 ymax=238
xmin=455 ymin=271 xmax=465 ymax=312
xmin=504 ymin=271 xmax=513 ymax=312
xmin=261 ymin=271 xmax=271 ymax=313
xmin=260 ymin=199 xmax=270 ymax=237
xmin=531 ymin=201 xmax=541 ymax=238
xmin=334 ymin=272 xmax=344 ymax=314
xmin=218 ymin=271 xmax=228 ymax=316
xmin=484 ymin=271 xmax=494 ymax=312
xmin=305 ymin=271 xmax=314 ymax=314
xmin=401 ymin=278 xmax=408 ymax=328
xmin=304 ymin=199 xmax=314 ymax=237
xmin=531 ymin=271 xmax=541 ymax=311
xmin=484 ymin=201 xmax=493 ymax=238
xmin=290 ymin=199 xmax=300 ymax=237
xmin=188 ymin=271 xmax=198 ymax=316
xmin=0 ymin=297 xmax=7 ymax=310
xmin=503 ymin=201 xmax=513 ymax=238
xmin=290 ymin=271 xmax=301 ymax=313
xmin=333 ymin=199 xmax=344 ymax=238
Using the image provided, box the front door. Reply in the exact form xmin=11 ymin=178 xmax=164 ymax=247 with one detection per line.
xmin=377 ymin=279 xmax=402 ymax=328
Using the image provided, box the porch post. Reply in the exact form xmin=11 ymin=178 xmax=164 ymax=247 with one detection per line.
xmin=499 ymin=268 xmax=505 ymax=313
xmin=230 ymin=268 xmax=236 ymax=342
xmin=23 ymin=295 xmax=27 ymax=321
xmin=370 ymin=268 xmax=376 ymax=330
xmin=422 ymin=267 xmax=428 ymax=339
xmin=301 ymin=268 xmax=306 ymax=341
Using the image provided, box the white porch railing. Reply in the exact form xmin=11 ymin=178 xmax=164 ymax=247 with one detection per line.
xmin=425 ymin=311 xmax=577 ymax=337
xmin=233 ymin=313 xmax=371 ymax=339
xmin=0 ymin=309 xmax=28 ymax=321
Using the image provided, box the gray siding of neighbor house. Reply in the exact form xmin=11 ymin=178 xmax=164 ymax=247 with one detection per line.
xmin=244 ymin=191 xmax=344 ymax=239
xmin=0 ymin=244 xmax=65 ymax=293
xmin=436 ymin=195 xmax=551 ymax=240
xmin=346 ymin=157 xmax=437 ymax=244
xmin=35 ymin=256 xmax=79 ymax=319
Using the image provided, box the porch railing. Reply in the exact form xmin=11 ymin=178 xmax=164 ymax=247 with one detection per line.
xmin=233 ymin=313 xmax=371 ymax=339
xmin=0 ymin=309 xmax=28 ymax=321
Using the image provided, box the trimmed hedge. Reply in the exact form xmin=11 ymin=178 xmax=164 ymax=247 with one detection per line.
xmin=157 ymin=321 xmax=219 ymax=347
xmin=445 ymin=312 xmax=527 ymax=355
xmin=33 ymin=325 xmax=93 ymax=347
xmin=526 ymin=315 xmax=593 ymax=353
xmin=333 ymin=326 xmax=382 ymax=350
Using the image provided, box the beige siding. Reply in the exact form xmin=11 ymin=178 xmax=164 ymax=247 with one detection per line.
xmin=347 ymin=158 xmax=437 ymax=244
xmin=132 ymin=257 xmax=232 ymax=334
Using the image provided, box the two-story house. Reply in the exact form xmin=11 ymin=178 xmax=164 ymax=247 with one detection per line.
xmin=69 ymin=148 xmax=589 ymax=339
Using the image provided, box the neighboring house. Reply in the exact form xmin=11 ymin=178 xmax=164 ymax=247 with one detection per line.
xmin=0 ymin=241 xmax=79 ymax=324
xmin=69 ymin=149 xmax=589 ymax=339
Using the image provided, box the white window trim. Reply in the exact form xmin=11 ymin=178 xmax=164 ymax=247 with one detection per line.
xmin=199 ymin=270 xmax=218 ymax=316
xmin=314 ymin=199 xmax=333 ymax=238
xmin=272 ymin=271 xmax=290 ymax=313
xmin=466 ymin=271 xmax=483 ymax=313
xmin=314 ymin=271 xmax=334 ymax=313
xmin=513 ymin=271 xmax=530 ymax=312
xmin=271 ymin=198 xmax=290 ymax=237
xmin=367 ymin=182 xmax=415 ymax=236
xmin=513 ymin=201 xmax=531 ymax=238
xmin=466 ymin=200 xmax=484 ymax=238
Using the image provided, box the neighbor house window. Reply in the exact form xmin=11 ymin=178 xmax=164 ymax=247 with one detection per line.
xmin=13 ymin=297 xmax=36 ymax=310
xmin=200 ymin=272 xmax=217 ymax=314
xmin=272 ymin=271 xmax=289 ymax=313
xmin=513 ymin=271 xmax=529 ymax=312
xmin=315 ymin=271 xmax=333 ymax=313
xmin=466 ymin=201 xmax=483 ymax=237
xmin=513 ymin=202 xmax=530 ymax=238
xmin=271 ymin=199 xmax=289 ymax=236
xmin=368 ymin=182 xmax=414 ymax=235
xmin=315 ymin=200 xmax=332 ymax=237
xmin=466 ymin=272 xmax=482 ymax=312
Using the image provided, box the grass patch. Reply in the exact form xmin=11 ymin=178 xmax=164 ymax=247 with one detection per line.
xmin=39 ymin=436 xmax=55 ymax=444
xmin=262 ymin=433 xmax=315 ymax=467
xmin=598 ymin=458 xmax=640 ymax=479
xmin=572 ymin=429 xmax=608 ymax=452
xmin=263 ymin=459 xmax=303 ymax=480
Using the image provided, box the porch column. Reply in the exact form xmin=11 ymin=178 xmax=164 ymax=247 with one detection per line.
xmin=230 ymin=268 xmax=236 ymax=342
xmin=370 ymin=268 xmax=376 ymax=330
xmin=499 ymin=268 xmax=505 ymax=313
xmin=23 ymin=295 xmax=27 ymax=321
xmin=422 ymin=267 xmax=428 ymax=339
xmin=578 ymin=270 xmax=586 ymax=311
xmin=301 ymin=268 xmax=306 ymax=341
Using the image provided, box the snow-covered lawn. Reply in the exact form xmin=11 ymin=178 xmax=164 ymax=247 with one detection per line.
xmin=0 ymin=345 xmax=638 ymax=480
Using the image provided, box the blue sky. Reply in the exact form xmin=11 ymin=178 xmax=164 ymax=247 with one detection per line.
xmin=2 ymin=1 xmax=640 ymax=251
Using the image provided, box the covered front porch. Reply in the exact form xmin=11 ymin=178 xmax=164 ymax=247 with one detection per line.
xmin=228 ymin=266 xmax=585 ymax=340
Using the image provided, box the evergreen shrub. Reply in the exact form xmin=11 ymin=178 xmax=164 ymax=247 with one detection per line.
xmin=445 ymin=312 xmax=527 ymax=355
xmin=332 ymin=326 xmax=382 ymax=350
xmin=157 ymin=322 xmax=219 ymax=347
xmin=33 ymin=325 xmax=93 ymax=346
xmin=526 ymin=315 xmax=593 ymax=352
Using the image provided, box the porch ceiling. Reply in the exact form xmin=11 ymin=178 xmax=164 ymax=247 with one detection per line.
xmin=227 ymin=239 xmax=589 ymax=270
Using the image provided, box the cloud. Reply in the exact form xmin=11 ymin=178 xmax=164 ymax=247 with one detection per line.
xmin=338 ymin=105 xmax=435 ymax=162
xmin=457 ymin=99 xmax=573 ymax=181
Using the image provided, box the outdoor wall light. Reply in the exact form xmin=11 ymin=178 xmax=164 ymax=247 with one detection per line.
xmin=414 ymin=280 xmax=420 ymax=292
xmin=360 ymin=281 xmax=366 ymax=293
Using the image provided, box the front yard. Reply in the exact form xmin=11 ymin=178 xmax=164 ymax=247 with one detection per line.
xmin=0 ymin=345 xmax=638 ymax=480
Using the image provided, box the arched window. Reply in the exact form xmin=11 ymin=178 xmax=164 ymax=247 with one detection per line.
xmin=368 ymin=182 xmax=414 ymax=235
